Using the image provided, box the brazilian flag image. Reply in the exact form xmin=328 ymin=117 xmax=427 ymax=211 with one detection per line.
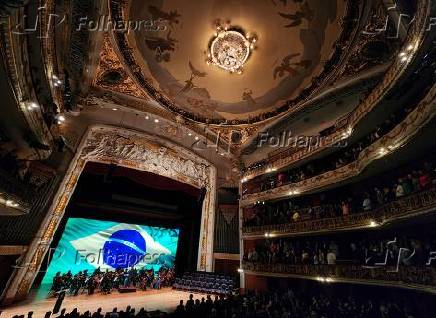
xmin=37 ymin=218 xmax=179 ymax=297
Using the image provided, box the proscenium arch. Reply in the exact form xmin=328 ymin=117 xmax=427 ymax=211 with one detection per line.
xmin=4 ymin=125 xmax=217 ymax=303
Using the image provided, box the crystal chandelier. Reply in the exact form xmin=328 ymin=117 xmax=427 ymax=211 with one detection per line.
xmin=207 ymin=27 xmax=257 ymax=74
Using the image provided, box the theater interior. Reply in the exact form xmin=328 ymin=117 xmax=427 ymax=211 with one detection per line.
xmin=0 ymin=0 xmax=436 ymax=317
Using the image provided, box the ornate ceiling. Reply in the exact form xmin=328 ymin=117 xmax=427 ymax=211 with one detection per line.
xmin=1 ymin=0 xmax=418 ymax=186
xmin=101 ymin=0 xmax=353 ymax=125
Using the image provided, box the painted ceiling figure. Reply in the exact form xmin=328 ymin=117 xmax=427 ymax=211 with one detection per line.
xmin=148 ymin=5 xmax=181 ymax=28
xmin=145 ymin=31 xmax=178 ymax=62
xmin=177 ymin=62 xmax=208 ymax=96
xmin=242 ymin=89 xmax=256 ymax=105
xmin=278 ymin=2 xmax=315 ymax=27
xmin=273 ymin=53 xmax=313 ymax=79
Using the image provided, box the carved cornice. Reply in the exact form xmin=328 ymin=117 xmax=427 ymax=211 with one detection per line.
xmin=242 ymin=188 xmax=436 ymax=238
xmin=109 ymin=0 xmax=363 ymax=126
xmin=243 ymin=0 xmax=431 ymax=178
xmin=81 ymin=127 xmax=212 ymax=187
xmin=240 ymin=82 xmax=436 ymax=206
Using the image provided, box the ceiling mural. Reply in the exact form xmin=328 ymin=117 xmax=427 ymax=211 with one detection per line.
xmin=120 ymin=0 xmax=347 ymax=123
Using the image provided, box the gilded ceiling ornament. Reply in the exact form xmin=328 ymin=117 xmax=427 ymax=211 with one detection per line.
xmin=94 ymin=34 xmax=148 ymax=100
xmin=108 ymin=0 xmax=362 ymax=125
xmin=207 ymin=27 xmax=256 ymax=74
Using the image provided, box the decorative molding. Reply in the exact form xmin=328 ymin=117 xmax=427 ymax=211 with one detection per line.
xmin=341 ymin=1 xmax=401 ymax=77
xmin=240 ymin=82 xmax=436 ymax=206
xmin=108 ymin=0 xmax=363 ymax=125
xmin=4 ymin=125 xmax=217 ymax=303
xmin=77 ymin=88 xmax=239 ymax=156
xmin=94 ymin=34 xmax=149 ymax=100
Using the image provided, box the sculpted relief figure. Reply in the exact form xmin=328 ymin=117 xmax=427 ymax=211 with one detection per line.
xmin=82 ymin=129 xmax=210 ymax=184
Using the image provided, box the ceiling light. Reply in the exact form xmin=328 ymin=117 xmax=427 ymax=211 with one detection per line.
xmin=154 ymin=119 xmax=159 ymax=123
xmin=378 ymin=148 xmax=387 ymax=156
xmin=145 ymin=115 xmax=150 ymax=120
xmin=207 ymin=28 xmax=255 ymax=74
xmin=195 ymin=136 xmax=199 ymax=140
xmin=5 ymin=199 xmax=19 ymax=207
xmin=58 ymin=115 xmax=66 ymax=122
xmin=112 ymin=108 xmax=118 ymax=111
xmin=188 ymin=133 xmax=192 ymax=136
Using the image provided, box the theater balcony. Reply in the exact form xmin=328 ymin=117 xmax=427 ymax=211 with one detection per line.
xmin=239 ymin=6 xmax=436 ymax=201
xmin=241 ymin=218 xmax=436 ymax=292
xmin=1 ymin=0 xmax=436 ymax=312
xmin=0 ymin=3 xmax=65 ymax=216
xmin=240 ymin=54 xmax=436 ymax=206
xmin=241 ymin=146 xmax=436 ymax=237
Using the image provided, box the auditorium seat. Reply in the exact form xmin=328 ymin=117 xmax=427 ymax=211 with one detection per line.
xmin=172 ymin=271 xmax=237 ymax=295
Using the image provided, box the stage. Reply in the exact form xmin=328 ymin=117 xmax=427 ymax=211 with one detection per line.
xmin=1 ymin=288 xmax=203 ymax=317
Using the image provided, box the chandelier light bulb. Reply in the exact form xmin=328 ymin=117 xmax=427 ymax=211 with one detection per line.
xmin=208 ymin=28 xmax=254 ymax=74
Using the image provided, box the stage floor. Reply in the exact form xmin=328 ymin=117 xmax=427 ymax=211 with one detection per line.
xmin=1 ymin=288 xmax=203 ymax=317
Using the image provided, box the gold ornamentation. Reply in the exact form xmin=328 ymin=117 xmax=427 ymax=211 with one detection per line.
xmin=94 ymin=34 xmax=148 ymax=100
xmin=207 ymin=28 xmax=255 ymax=74
xmin=243 ymin=188 xmax=436 ymax=237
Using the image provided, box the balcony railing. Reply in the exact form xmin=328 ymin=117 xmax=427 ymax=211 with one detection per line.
xmin=242 ymin=187 xmax=436 ymax=237
xmin=240 ymin=83 xmax=436 ymax=206
xmin=242 ymin=0 xmax=432 ymax=184
xmin=242 ymin=262 xmax=436 ymax=288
